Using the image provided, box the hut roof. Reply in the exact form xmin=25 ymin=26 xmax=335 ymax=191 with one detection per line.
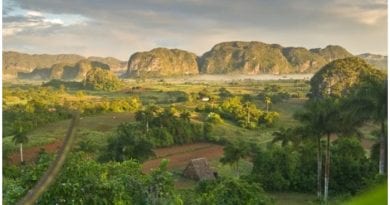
xmin=183 ymin=158 xmax=215 ymax=181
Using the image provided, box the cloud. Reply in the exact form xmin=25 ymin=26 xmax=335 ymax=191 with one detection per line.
xmin=26 ymin=10 xmax=43 ymax=17
xmin=2 ymin=0 xmax=388 ymax=59
xmin=3 ymin=1 xmax=89 ymax=37
xmin=327 ymin=0 xmax=387 ymax=25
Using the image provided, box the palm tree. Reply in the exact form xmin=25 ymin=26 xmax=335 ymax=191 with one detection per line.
xmin=271 ymin=127 xmax=299 ymax=147
xmin=180 ymin=110 xmax=191 ymax=122
xmin=12 ymin=129 xmax=29 ymax=163
xmin=265 ymin=96 xmax=272 ymax=112
xmin=245 ymin=102 xmax=250 ymax=125
xmin=220 ymin=140 xmax=250 ymax=177
xmin=343 ymin=77 xmax=387 ymax=174
xmin=135 ymin=105 xmax=161 ymax=133
xmin=294 ymin=98 xmax=341 ymax=202
xmin=135 ymin=110 xmax=150 ymax=133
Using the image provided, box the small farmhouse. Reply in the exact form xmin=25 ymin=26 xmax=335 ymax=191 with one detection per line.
xmin=201 ymin=97 xmax=210 ymax=102
xmin=183 ymin=158 xmax=216 ymax=181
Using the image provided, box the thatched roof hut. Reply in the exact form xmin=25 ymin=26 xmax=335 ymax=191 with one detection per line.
xmin=183 ymin=158 xmax=216 ymax=181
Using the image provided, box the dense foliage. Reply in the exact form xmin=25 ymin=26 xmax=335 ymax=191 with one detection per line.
xmin=135 ymin=106 xmax=208 ymax=147
xmin=309 ymin=57 xmax=385 ymax=98
xmin=3 ymin=152 xmax=182 ymax=205
xmin=218 ymin=96 xmax=279 ymax=128
xmin=250 ymin=138 xmax=376 ymax=195
xmin=101 ymin=123 xmax=155 ymax=162
xmin=196 ymin=178 xmax=273 ymax=205
xmin=3 ymin=87 xmax=71 ymax=136
xmin=84 ymin=68 xmax=123 ymax=91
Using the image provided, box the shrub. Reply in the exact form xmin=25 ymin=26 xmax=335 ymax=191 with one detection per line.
xmin=207 ymin=112 xmax=224 ymax=124
xmin=330 ymin=138 xmax=376 ymax=195
xmin=196 ymin=178 xmax=273 ymax=205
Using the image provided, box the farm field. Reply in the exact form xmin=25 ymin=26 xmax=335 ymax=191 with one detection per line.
xmin=3 ymin=74 xmax=385 ymax=204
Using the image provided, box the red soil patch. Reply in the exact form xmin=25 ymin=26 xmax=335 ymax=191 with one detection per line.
xmin=9 ymin=140 xmax=64 ymax=165
xmin=142 ymin=143 xmax=224 ymax=173
xmin=8 ymin=141 xmax=224 ymax=172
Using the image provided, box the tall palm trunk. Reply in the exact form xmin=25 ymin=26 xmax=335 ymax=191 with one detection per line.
xmin=317 ymin=136 xmax=322 ymax=199
xmin=379 ymin=121 xmax=385 ymax=175
xmin=236 ymin=161 xmax=240 ymax=177
xmin=324 ymin=133 xmax=330 ymax=203
xmin=246 ymin=104 xmax=250 ymax=125
xmin=20 ymin=143 xmax=24 ymax=163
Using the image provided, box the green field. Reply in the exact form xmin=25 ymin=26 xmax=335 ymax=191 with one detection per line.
xmin=3 ymin=78 xmax=381 ymax=204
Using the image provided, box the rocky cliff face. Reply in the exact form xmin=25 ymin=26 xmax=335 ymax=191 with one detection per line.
xmin=281 ymin=47 xmax=327 ymax=73
xmin=87 ymin=56 xmax=127 ymax=73
xmin=18 ymin=60 xmax=110 ymax=80
xmin=3 ymin=51 xmax=125 ymax=78
xmin=126 ymin=48 xmax=199 ymax=77
xmin=3 ymin=51 xmax=84 ymax=75
xmin=309 ymin=45 xmax=353 ymax=62
xmin=199 ymin=41 xmax=291 ymax=75
xmin=198 ymin=42 xmax=353 ymax=75
xmin=6 ymin=41 xmax=383 ymax=80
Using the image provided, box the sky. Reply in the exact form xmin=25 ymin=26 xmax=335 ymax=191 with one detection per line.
xmin=2 ymin=0 xmax=388 ymax=60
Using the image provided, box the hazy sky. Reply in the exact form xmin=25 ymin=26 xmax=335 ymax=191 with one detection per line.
xmin=3 ymin=0 xmax=388 ymax=60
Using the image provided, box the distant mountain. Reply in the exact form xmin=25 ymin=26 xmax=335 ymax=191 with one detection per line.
xmin=198 ymin=42 xmax=353 ymax=75
xmin=3 ymin=51 xmax=126 ymax=79
xmin=309 ymin=45 xmax=353 ymax=62
xmin=87 ymin=56 xmax=127 ymax=73
xmin=357 ymin=53 xmax=387 ymax=70
xmin=4 ymin=42 xmax=386 ymax=80
xmin=124 ymin=41 xmax=356 ymax=77
xmin=125 ymin=48 xmax=199 ymax=77
xmin=18 ymin=59 xmax=110 ymax=80
xmin=199 ymin=41 xmax=292 ymax=74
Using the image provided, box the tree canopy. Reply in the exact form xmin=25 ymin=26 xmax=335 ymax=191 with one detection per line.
xmin=309 ymin=57 xmax=385 ymax=99
xmin=84 ymin=68 xmax=123 ymax=91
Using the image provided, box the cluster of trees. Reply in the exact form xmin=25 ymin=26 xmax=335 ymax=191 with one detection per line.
xmin=101 ymin=105 xmax=213 ymax=162
xmin=257 ymin=84 xmax=291 ymax=104
xmin=4 ymin=151 xmax=275 ymax=205
xmin=272 ymin=57 xmax=386 ymax=202
xmin=3 ymin=87 xmax=72 ymax=136
xmin=218 ymin=96 xmax=279 ymax=128
xmin=3 ymin=85 xmax=142 ymax=137
xmin=218 ymin=136 xmax=380 ymax=203
xmin=192 ymin=87 xmax=281 ymax=129
xmin=83 ymin=68 xmax=123 ymax=91
xmin=134 ymin=106 xmax=210 ymax=146
xmin=251 ymin=138 xmax=376 ymax=195
xmin=218 ymin=58 xmax=387 ymax=203
xmin=302 ymin=57 xmax=387 ymax=202
xmin=3 ymin=152 xmax=182 ymax=205
xmin=196 ymin=96 xmax=279 ymax=128
xmin=64 ymin=96 xmax=142 ymax=114
xmin=195 ymin=178 xmax=273 ymax=205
